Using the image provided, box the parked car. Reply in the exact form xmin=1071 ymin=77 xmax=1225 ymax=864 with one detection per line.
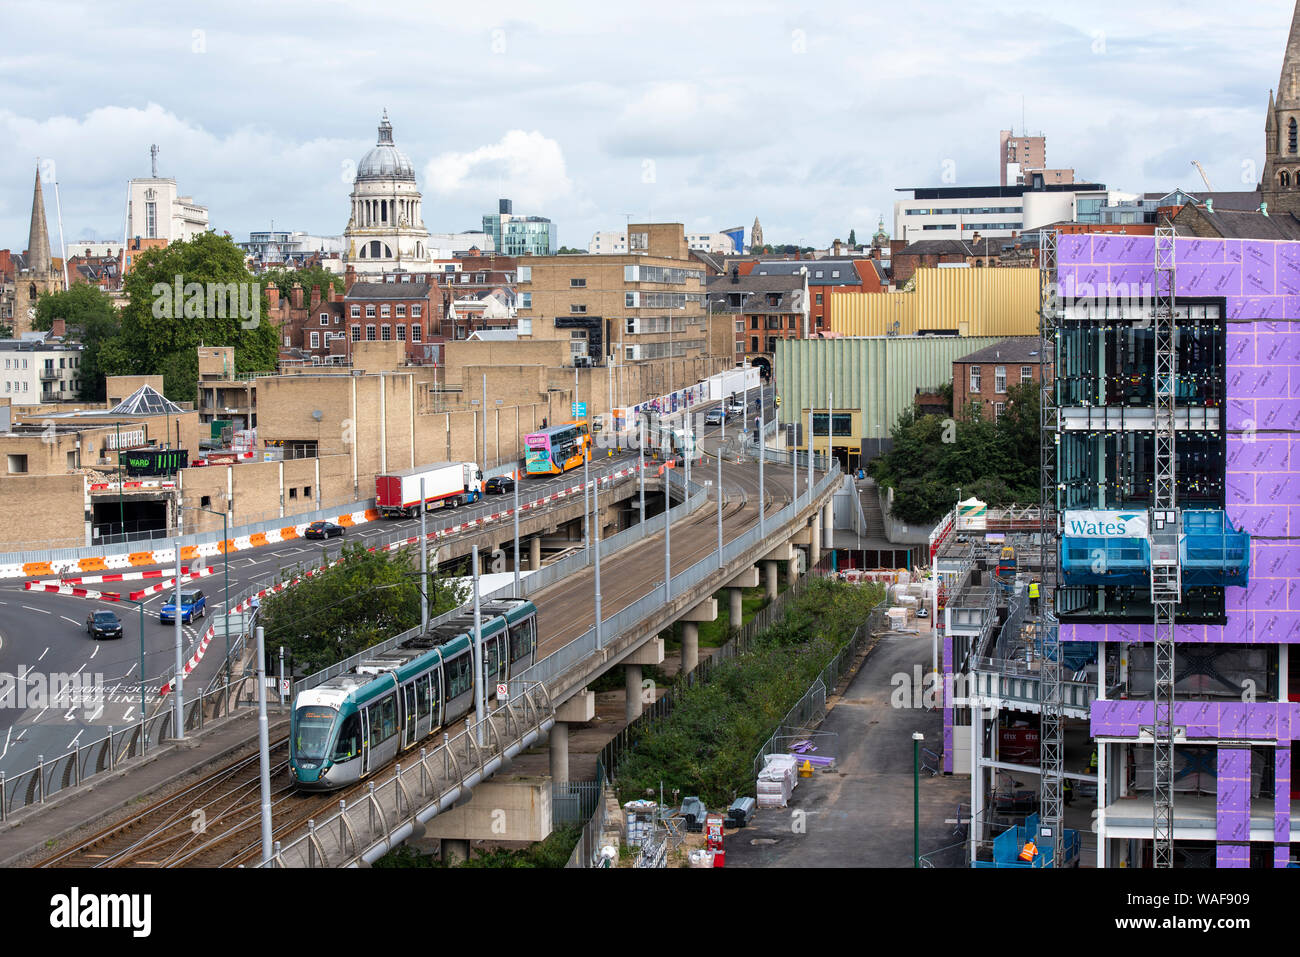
xmin=161 ymin=589 xmax=206 ymax=625
xmin=484 ymin=475 xmax=516 ymax=495
xmin=86 ymin=610 xmax=123 ymax=640
xmin=305 ymin=521 xmax=344 ymax=540
xmin=916 ymin=607 xmax=930 ymax=619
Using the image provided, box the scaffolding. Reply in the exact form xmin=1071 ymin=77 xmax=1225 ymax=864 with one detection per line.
xmin=1150 ymin=225 xmax=1180 ymax=868
xmin=1037 ymin=229 xmax=1065 ymax=863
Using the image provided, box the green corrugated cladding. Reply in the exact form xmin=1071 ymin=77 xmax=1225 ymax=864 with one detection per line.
xmin=775 ymin=336 xmax=1005 ymax=445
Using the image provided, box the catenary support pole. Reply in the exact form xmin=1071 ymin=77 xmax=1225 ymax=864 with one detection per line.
xmin=256 ymin=625 xmax=273 ymax=864
xmin=472 ymin=545 xmax=485 ymax=746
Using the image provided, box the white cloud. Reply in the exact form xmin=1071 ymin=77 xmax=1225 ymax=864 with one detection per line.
xmin=604 ymin=82 xmax=755 ymax=158
xmin=424 ymin=131 xmax=573 ymax=210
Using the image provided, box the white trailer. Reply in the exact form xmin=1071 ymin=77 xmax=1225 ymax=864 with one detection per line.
xmin=376 ymin=462 xmax=483 ymax=518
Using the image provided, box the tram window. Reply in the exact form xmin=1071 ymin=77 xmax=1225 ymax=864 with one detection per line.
xmin=430 ymin=670 xmax=441 ymax=711
xmin=371 ymin=695 xmax=397 ymax=742
xmin=415 ymin=676 xmax=429 ymax=717
xmin=332 ymin=713 xmax=361 ymax=761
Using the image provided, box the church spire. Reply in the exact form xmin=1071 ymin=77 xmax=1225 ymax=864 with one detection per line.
xmin=26 ymin=165 xmax=52 ymax=276
xmin=1279 ymin=1 xmax=1300 ymax=105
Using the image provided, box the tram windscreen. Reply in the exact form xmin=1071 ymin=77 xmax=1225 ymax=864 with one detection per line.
xmin=294 ymin=706 xmax=338 ymax=761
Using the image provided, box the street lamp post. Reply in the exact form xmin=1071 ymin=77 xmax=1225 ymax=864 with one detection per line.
xmin=115 ymin=421 xmax=124 ymax=538
xmin=172 ymin=534 xmax=184 ymax=740
xmin=913 ymin=731 xmax=925 ymax=868
xmin=593 ymin=467 xmax=602 ymax=650
xmin=716 ymin=441 xmax=723 ymax=569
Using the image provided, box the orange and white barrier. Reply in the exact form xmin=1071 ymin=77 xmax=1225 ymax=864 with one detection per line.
xmin=0 ymin=508 xmax=380 ymax=580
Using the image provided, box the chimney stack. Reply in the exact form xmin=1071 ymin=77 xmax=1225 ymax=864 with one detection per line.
xmin=310 ymin=284 xmax=322 ymax=309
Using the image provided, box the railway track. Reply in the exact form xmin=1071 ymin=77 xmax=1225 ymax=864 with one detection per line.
xmin=38 ymin=739 xmax=293 ymax=868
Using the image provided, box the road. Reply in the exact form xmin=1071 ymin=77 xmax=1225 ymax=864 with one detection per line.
xmin=0 ymin=390 xmax=785 ymax=776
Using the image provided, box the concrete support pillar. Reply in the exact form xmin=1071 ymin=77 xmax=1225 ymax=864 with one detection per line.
xmin=549 ymin=721 xmax=569 ymax=784
xmin=810 ymin=513 xmax=822 ymax=568
xmin=729 ymin=587 xmax=743 ymax=631
xmin=822 ymin=501 xmax=834 ymax=549
xmin=764 ymin=561 xmax=778 ymax=600
xmin=529 ymin=534 xmax=541 ymax=570
xmin=625 ymin=663 xmax=643 ymax=723
xmin=441 ymin=838 xmax=469 ymax=865
xmin=681 ymin=622 xmax=699 ymax=675
xmin=788 ymin=555 xmax=800 ymax=584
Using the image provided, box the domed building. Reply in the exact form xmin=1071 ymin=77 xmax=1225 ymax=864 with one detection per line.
xmin=343 ymin=111 xmax=432 ymax=274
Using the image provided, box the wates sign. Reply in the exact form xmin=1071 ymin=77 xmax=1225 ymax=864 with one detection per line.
xmin=119 ymin=448 xmax=188 ymax=477
xmin=1063 ymin=510 xmax=1148 ymax=539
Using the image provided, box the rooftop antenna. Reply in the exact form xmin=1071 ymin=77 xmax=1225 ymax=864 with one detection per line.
xmin=150 ymin=144 xmax=159 ymax=178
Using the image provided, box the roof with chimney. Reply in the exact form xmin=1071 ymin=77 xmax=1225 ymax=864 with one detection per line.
xmin=954 ymin=337 xmax=1046 ymax=365
xmin=1173 ymin=201 xmax=1300 ymax=240
xmin=344 ymin=281 xmax=438 ymax=300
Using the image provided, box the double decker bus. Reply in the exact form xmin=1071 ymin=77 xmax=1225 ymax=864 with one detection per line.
xmin=523 ymin=422 xmax=591 ymax=476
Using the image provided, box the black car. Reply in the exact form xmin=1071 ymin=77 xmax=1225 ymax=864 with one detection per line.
xmin=305 ymin=521 xmax=344 ymax=540
xmin=86 ymin=610 xmax=123 ymax=640
xmin=484 ymin=475 xmax=516 ymax=495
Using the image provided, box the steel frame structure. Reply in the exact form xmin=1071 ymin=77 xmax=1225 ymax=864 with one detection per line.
xmin=1149 ymin=226 xmax=1180 ymax=868
xmin=1038 ymin=229 xmax=1065 ymax=864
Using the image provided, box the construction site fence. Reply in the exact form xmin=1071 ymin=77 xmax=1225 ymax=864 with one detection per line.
xmin=552 ymin=779 xmax=604 ymax=826
xmin=0 ymin=673 xmax=259 ymax=824
xmin=564 ymin=771 xmax=613 ymax=868
xmin=751 ymin=596 xmax=890 ymax=779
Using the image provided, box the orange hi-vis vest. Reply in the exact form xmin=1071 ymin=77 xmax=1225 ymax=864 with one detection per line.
xmin=1018 ymin=841 xmax=1039 ymax=862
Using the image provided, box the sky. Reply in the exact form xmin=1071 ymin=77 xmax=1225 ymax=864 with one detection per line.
xmin=0 ymin=0 xmax=1295 ymax=253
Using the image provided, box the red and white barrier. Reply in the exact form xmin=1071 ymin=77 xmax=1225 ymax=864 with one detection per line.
xmin=23 ymin=582 xmax=122 ymax=601
xmin=128 ymin=566 xmax=217 ymax=601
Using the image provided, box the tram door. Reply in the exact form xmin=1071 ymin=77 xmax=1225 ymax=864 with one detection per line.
xmin=402 ymin=681 xmax=418 ymax=748
xmin=485 ymin=636 xmax=500 ymax=700
xmin=360 ymin=706 xmax=373 ymax=775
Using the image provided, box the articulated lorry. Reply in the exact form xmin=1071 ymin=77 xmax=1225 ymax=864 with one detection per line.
xmin=375 ymin=462 xmax=483 ymax=518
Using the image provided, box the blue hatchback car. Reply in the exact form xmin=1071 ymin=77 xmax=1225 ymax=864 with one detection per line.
xmin=161 ymin=589 xmax=207 ymax=625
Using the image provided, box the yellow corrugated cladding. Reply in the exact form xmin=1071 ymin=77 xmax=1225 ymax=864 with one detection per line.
xmin=830 ymin=267 xmax=1040 ymax=338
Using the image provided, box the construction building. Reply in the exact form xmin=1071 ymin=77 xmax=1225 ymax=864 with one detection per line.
xmin=936 ymin=223 xmax=1300 ymax=867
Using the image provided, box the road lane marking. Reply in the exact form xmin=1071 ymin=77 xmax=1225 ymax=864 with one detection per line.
xmin=90 ymin=645 xmax=99 ymax=659
xmin=61 ymin=616 xmax=79 ymax=625
xmin=37 ymin=647 xmax=48 ymax=662
xmin=21 ymin=606 xmax=50 ymax=615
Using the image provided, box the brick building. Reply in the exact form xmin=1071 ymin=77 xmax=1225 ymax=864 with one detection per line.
xmin=951 ymin=337 xmax=1047 ymax=421
xmin=514 ymin=223 xmax=726 ymax=372
xmin=705 ymin=270 xmax=806 ymax=372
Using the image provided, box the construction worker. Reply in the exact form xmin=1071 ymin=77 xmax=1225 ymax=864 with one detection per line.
xmin=1087 ymin=748 xmax=1098 ymax=775
xmin=1028 ymin=579 xmax=1040 ymax=615
xmin=1064 ymin=777 xmax=1074 ymax=807
xmin=1018 ymin=840 xmax=1038 ymax=863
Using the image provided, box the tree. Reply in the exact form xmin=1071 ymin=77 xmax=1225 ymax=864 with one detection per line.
xmin=555 ymin=246 xmax=587 ymax=255
xmin=259 ymin=543 xmax=468 ymax=674
xmin=258 ymin=264 xmax=344 ymax=299
xmin=868 ymin=383 xmax=1042 ymax=526
xmin=100 ymin=232 xmax=279 ymax=402
xmin=848 ymin=229 xmax=857 ymax=247
xmin=33 ymin=284 xmax=122 ymax=400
